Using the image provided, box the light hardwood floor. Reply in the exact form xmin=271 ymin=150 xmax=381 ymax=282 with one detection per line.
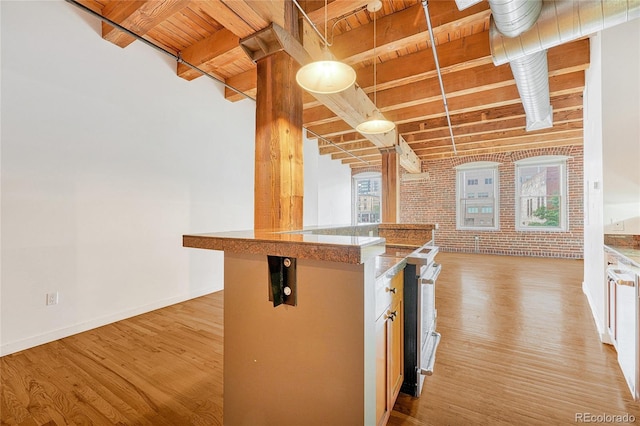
xmin=2 ymin=253 xmax=638 ymax=425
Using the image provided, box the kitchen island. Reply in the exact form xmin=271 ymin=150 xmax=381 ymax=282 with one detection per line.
xmin=183 ymin=224 xmax=436 ymax=426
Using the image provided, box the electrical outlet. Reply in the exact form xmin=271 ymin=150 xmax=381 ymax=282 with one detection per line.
xmin=46 ymin=292 xmax=59 ymax=306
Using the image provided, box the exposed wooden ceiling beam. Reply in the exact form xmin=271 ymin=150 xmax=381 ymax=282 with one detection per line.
xmin=177 ymin=29 xmax=241 ymax=81
xmin=303 ymin=38 xmax=589 ymax=128
xmin=194 ymin=0 xmax=257 ymax=38
xmin=317 ymin=94 xmax=583 ymax=152
xmin=306 ymin=70 xmax=585 ymax=137
xmin=406 ymin=110 xmax=583 ymax=143
xmin=319 ymin=109 xmax=583 ymax=156
xmin=330 ymin=126 xmax=584 ymax=161
xmin=412 ymin=131 xmax=584 ymax=156
xmin=225 ymin=68 xmax=257 ymax=101
xmin=223 ymin=3 xmax=492 ymax=103
xmin=223 ymin=0 xmax=271 ymax=29
xmin=410 ymin=124 xmax=583 ymax=151
xmin=101 ymin=0 xmax=190 ymax=48
xmin=330 ymin=1 xmax=490 ymax=65
xmin=342 ymin=130 xmax=584 ymax=166
xmin=306 ymin=0 xmax=371 ymax=24
xmin=101 ymin=1 xmax=146 ymax=45
xmin=332 ymin=147 xmax=381 ymax=160
xmin=397 ymin=93 xmax=584 ymax=135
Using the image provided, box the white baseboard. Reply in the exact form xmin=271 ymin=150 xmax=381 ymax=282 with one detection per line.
xmin=0 ymin=286 xmax=220 ymax=357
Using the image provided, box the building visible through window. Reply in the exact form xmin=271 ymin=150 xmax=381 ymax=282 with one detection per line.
xmin=354 ymin=173 xmax=381 ymax=224
xmin=456 ymin=162 xmax=499 ymax=230
xmin=515 ymin=156 xmax=567 ymax=230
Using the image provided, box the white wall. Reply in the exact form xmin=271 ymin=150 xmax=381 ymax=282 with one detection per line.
xmin=316 ymin=149 xmax=352 ymax=225
xmin=602 ymin=19 xmax=640 ymax=235
xmin=304 ymin=136 xmax=352 ymax=226
xmin=304 ymin=136 xmax=320 ymax=226
xmin=0 ymin=0 xmax=259 ymax=355
xmin=583 ymin=32 xmax=607 ymax=341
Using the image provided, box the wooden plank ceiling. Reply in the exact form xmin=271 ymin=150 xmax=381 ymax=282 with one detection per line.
xmin=74 ymin=0 xmax=588 ymax=170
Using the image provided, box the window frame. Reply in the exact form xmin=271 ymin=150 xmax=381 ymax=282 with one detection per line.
xmin=455 ymin=161 xmax=500 ymax=231
xmin=514 ymin=156 xmax=569 ymax=232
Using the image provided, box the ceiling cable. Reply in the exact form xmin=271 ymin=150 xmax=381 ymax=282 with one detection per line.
xmin=305 ymin=129 xmax=371 ymax=165
xmin=422 ymin=0 xmax=458 ymax=155
xmin=373 ymin=10 xmax=377 ymax=107
xmin=65 ymin=0 xmax=371 ymax=166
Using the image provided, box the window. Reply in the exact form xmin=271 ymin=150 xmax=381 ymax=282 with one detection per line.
xmin=456 ymin=162 xmax=500 ymax=230
xmin=353 ymin=172 xmax=381 ymax=224
xmin=515 ymin=156 xmax=568 ymax=231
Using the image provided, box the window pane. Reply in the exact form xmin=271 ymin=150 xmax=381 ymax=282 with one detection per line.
xmin=517 ymin=163 xmax=564 ymax=229
xmin=458 ymin=167 xmax=498 ymax=229
xmin=355 ymin=177 xmax=381 ymax=223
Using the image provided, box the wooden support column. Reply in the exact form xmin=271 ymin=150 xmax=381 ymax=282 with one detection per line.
xmin=380 ymin=145 xmax=400 ymax=223
xmin=254 ymin=3 xmax=303 ymax=231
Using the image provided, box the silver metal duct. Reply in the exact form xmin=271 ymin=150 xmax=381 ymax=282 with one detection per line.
xmin=487 ymin=0 xmax=551 ymax=131
xmin=510 ymin=51 xmax=553 ymax=130
xmin=488 ymin=0 xmax=542 ymax=38
xmin=492 ymin=0 xmax=640 ymax=66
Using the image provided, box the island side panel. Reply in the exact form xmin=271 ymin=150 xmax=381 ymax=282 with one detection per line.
xmin=224 ymin=252 xmax=375 ymax=426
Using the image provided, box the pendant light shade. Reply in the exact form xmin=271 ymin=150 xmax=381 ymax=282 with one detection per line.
xmin=296 ymin=60 xmax=357 ymax=94
xmin=294 ymin=0 xmax=356 ymax=94
xmin=356 ymin=113 xmax=395 ymax=134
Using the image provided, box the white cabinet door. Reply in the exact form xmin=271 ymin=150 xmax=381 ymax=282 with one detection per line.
xmin=616 ymin=280 xmax=638 ymax=398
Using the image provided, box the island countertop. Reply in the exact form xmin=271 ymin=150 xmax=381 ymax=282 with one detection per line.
xmin=183 ymin=228 xmax=386 ymax=264
xmin=184 ymin=223 xmax=437 ymax=270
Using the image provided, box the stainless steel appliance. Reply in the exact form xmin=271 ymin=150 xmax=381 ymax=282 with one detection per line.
xmin=401 ymin=243 xmax=441 ymax=397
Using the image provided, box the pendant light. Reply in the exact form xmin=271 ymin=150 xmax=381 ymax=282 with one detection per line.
xmin=295 ymin=0 xmax=356 ymax=94
xmin=356 ymin=1 xmax=395 ymax=135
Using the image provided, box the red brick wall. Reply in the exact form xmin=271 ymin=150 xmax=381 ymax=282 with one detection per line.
xmin=399 ymin=145 xmax=584 ymax=258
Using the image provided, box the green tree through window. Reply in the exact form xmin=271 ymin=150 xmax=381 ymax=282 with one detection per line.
xmin=531 ymin=196 xmax=560 ymax=226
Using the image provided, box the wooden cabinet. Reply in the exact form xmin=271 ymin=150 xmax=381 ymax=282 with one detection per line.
xmin=375 ymin=311 xmax=390 ymax=426
xmin=389 ymin=280 xmax=404 ymax=401
xmin=375 ymin=269 xmax=404 ymax=426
